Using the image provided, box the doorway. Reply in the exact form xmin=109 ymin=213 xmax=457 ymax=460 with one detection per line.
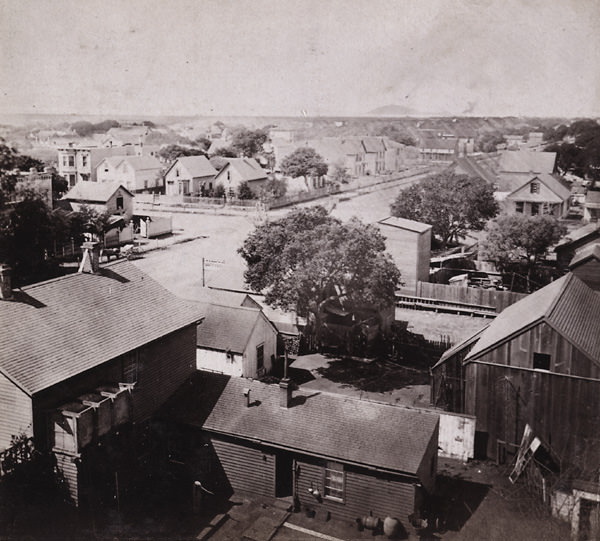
xmin=275 ymin=452 xmax=294 ymax=498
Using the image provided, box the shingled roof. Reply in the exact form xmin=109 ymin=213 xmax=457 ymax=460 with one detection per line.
xmin=0 ymin=261 xmax=204 ymax=395
xmin=498 ymin=150 xmax=556 ymax=174
xmin=465 ymin=274 xmax=600 ymax=364
xmin=196 ymin=303 xmax=273 ymax=354
xmin=166 ymin=156 xmax=217 ymax=179
xmin=63 ymin=181 xmax=133 ymax=202
xmin=164 ymin=371 xmax=439 ymax=476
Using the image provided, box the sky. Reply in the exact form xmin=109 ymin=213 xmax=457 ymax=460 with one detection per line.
xmin=1 ymin=0 xmax=599 ymax=118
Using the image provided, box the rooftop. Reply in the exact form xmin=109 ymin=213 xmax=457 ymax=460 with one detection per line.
xmin=0 ymin=261 xmax=204 ymax=395
xmin=163 ymin=371 xmax=439 ymax=476
xmin=63 ymin=181 xmax=132 ymax=202
xmin=378 ymin=216 xmax=432 ymax=233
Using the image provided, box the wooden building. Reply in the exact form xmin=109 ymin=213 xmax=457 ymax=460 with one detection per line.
xmin=378 ymin=216 xmax=432 ymax=294
xmin=162 ymin=371 xmax=439 ymax=529
xmin=0 ymin=249 xmax=204 ymax=506
xmin=431 ymin=273 xmax=600 ymax=477
xmin=62 ymin=181 xmax=134 ymax=221
xmin=195 ymin=302 xmax=278 ymax=378
xmin=555 ymin=223 xmax=600 ymax=270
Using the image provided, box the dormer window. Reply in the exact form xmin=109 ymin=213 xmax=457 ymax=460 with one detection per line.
xmin=530 ymin=182 xmax=540 ymax=194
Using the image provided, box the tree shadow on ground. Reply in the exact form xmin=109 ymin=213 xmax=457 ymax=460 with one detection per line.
xmin=315 ymin=357 xmax=429 ymax=393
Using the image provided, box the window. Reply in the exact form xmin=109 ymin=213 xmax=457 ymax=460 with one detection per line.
xmin=176 ymin=168 xmax=180 ymax=177
xmin=531 ymin=203 xmax=540 ymax=216
xmin=324 ymin=461 xmax=345 ymax=502
xmin=533 ymin=352 xmax=551 ymax=371
xmin=116 ymin=196 xmax=124 ymax=210
xmin=69 ymin=174 xmax=76 ymax=186
xmin=530 ymin=182 xmax=539 ymax=194
xmin=68 ymin=156 xmax=75 ymax=167
xmin=256 ymin=344 xmax=264 ymax=370
xmin=515 ymin=201 xmax=524 ymax=213
xmin=82 ymin=155 xmax=88 ymax=167
xmin=62 ymin=155 xmax=68 ymax=167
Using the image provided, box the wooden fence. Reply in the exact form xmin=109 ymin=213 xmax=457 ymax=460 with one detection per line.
xmin=408 ymin=281 xmax=527 ymax=313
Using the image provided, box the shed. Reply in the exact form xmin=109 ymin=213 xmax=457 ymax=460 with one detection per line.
xmin=378 ymin=216 xmax=432 ymax=294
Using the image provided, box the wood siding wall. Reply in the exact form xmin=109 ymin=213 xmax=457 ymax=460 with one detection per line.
xmin=211 ymin=437 xmax=275 ymax=498
xmin=55 ymin=451 xmax=80 ymax=506
xmin=466 ymin=361 xmax=600 ymax=471
xmin=32 ymin=325 xmax=197 ymax=450
xmin=133 ymin=324 xmax=197 ymax=422
xmin=414 ymin=282 xmax=526 ymax=312
xmin=0 ymin=372 xmax=32 ymax=452
xmin=296 ymin=457 xmax=417 ymax=525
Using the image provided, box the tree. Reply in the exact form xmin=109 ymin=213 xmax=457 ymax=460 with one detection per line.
xmin=329 ymin=162 xmax=351 ymax=184
xmin=391 ymin=172 xmax=498 ymax=248
xmin=238 ymin=206 xmax=401 ymax=349
xmin=280 ymin=147 xmax=328 ymax=181
xmin=158 ymin=144 xmax=206 ymax=163
xmin=259 ymin=177 xmax=287 ymax=201
xmin=230 ymin=128 xmax=268 ymax=158
xmin=237 ymin=181 xmax=255 ymax=200
xmin=211 ymin=146 xmax=238 ymax=158
xmin=479 ymin=214 xmax=567 ymax=291
xmin=375 ymin=124 xmax=416 ymax=146
xmin=195 ymin=136 xmax=211 ymax=152
xmin=476 ymin=131 xmax=507 ymax=153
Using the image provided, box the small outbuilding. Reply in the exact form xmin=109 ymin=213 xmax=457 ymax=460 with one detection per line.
xmin=161 ymin=371 xmax=439 ymax=530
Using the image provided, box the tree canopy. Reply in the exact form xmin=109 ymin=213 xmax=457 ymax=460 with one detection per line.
xmin=158 ymin=144 xmax=206 ymax=163
xmin=238 ymin=206 xmax=401 ymax=347
xmin=479 ymin=214 xmax=566 ymax=292
xmin=230 ymin=128 xmax=268 ymax=158
xmin=390 ymin=172 xmax=498 ymax=248
xmin=544 ymin=119 xmax=600 ymax=179
xmin=374 ymin=124 xmax=416 ymax=146
xmin=280 ymin=147 xmax=328 ymax=179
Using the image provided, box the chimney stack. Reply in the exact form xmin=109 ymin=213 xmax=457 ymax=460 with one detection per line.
xmin=279 ymin=378 xmax=292 ymax=409
xmin=79 ymin=241 xmax=101 ymax=274
xmin=0 ymin=265 xmax=13 ymax=300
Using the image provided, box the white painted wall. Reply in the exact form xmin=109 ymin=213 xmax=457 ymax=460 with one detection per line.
xmin=437 ymin=412 xmax=476 ymax=461
xmin=196 ymin=348 xmax=243 ymax=377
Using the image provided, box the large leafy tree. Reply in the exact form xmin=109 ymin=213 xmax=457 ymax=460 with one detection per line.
xmin=391 ymin=172 xmax=498 ymax=249
xmin=230 ymin=128 xmax=268 ymax=158
xmin=158 ymin=144 xmax=206 ymax=163
xmin=238 ymin=206 xmax=401 ymax=348
xmin=479 ymin=214 xmax=566 ymax=291
xmin=280 ymin=147 xmax=328 ymax=180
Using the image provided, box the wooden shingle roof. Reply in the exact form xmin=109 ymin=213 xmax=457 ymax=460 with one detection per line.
xmin=0 ymin=261 xmax=204 ymax=395
xmin=164 ymin=372 xmax=439 ymax=476
xmin=196 ymin=303 xmax=271 ymax=354
xmin=63 ymin=181 xmax=133 ymax=202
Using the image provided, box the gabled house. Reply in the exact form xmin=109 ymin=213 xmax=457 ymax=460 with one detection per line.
xmin=0 ymin=250 xmax=204 ymax=506
xmin=431 ymin=273 xmax=600 ymax=478
xmin=96 ymin=155 xmax=163 ymax=193
xmin=196 ymin=303 xmax=278 ymax=379
xmin=102 ymin=126 xmax=150 ymax=149
xmin=161 ymin=371 xmax=439 ymax=528
xmin=213 ymin=158 xmax=267 ymax=198
xmin=357 ymin=137 xmax=385 ymax=175
xmin=62 ymin=181 xmax=134 ymax=220
xmin=569 ymin=242 xmax=600 ymax=290
xmin=164 ymin=156 xmax=217 ymax=197
xmin=418 ymin=136 xmax=457 ymax=162
xmin=503 ymin=173 xmax=571 ymax=217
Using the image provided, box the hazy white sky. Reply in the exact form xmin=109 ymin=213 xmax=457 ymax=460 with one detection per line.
xmin=1 ymin=0 xmax=599 ymax=117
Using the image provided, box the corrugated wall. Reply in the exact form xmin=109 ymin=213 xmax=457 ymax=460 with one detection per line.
xmin=0 ymin=372 xmax=32 ymax=452
xmin=295 ymin=457 xmax=417 ymax=525
xmin=211 ymin=438 xmax=274 ymax=497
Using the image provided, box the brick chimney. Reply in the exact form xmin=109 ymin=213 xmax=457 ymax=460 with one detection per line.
xmin=279 ymin=378 xmax=292 ymax=409
xmin=78 ymin=241 xmax=101 ymax=274
xmin=0 ymin=264 xmax=13 ymax=300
